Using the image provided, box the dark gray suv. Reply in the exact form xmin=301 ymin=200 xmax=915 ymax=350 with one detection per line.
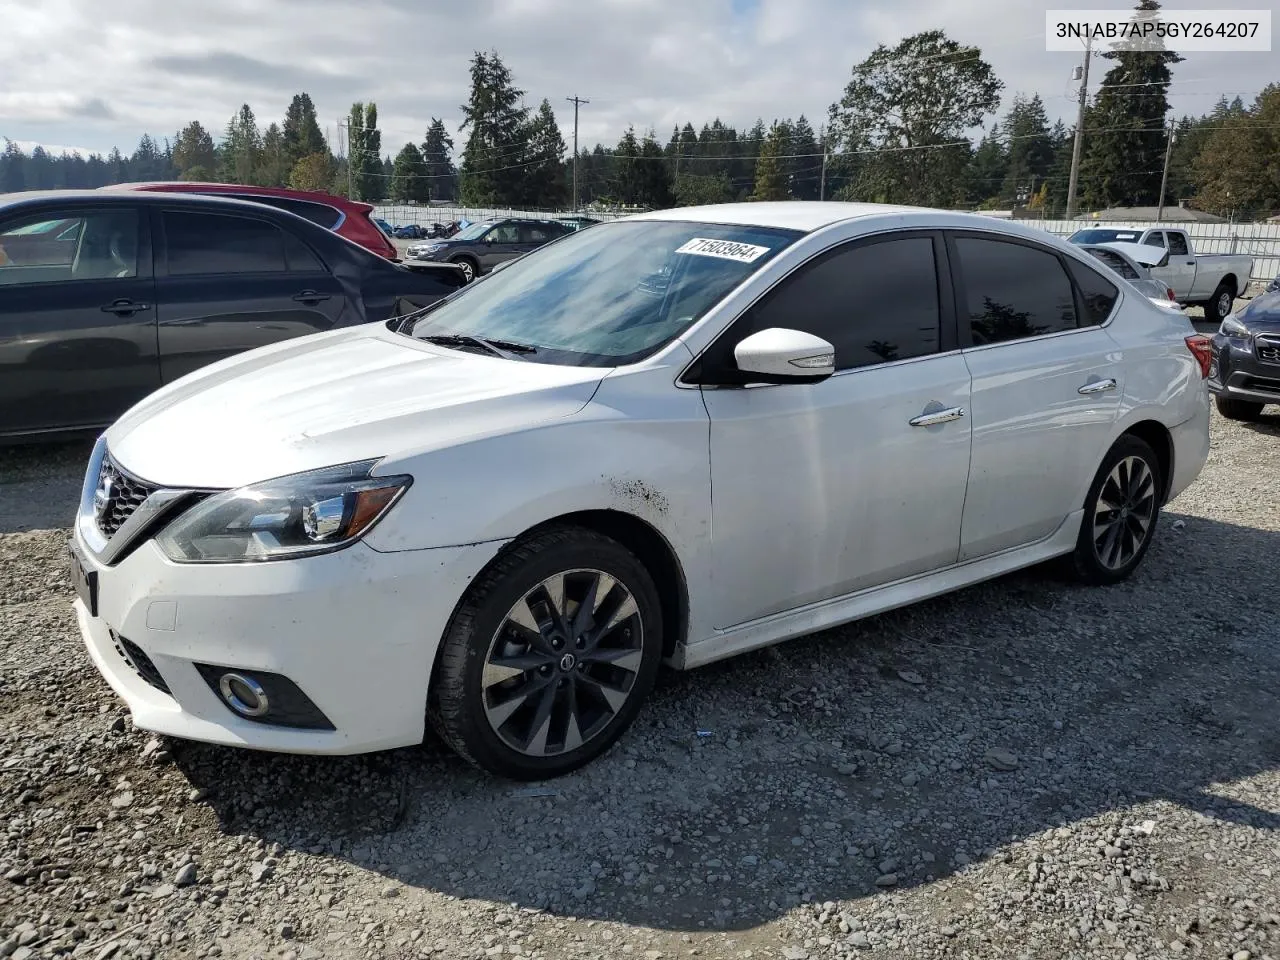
xmin=404 ymin=217 xmax=576 ymax=282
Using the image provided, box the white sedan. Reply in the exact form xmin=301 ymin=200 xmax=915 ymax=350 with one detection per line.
xmin=69 ymin=202 xmax=1211 ymax=780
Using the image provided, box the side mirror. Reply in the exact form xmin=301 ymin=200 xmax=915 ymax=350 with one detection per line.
xmin=733 ymin=328 xmax=835 ymax=384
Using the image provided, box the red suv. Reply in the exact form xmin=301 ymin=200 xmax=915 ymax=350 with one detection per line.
xmin=102 ymin=182 xmax=400 ymax=261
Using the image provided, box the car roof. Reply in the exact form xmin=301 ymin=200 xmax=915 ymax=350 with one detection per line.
xmin=626 ymin=201 xmax=931 ymax=232
xmin=102 ymin=181 xmax=365 ymax=209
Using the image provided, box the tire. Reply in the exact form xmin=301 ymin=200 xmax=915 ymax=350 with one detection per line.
xmin=451 ymin=256 xmax=477 ymax=283
xmin=1067 ymin=434 xmax=1164 ymax=586
xmin=429 ymin=527 xmax=663 ymax=780
xmin=1205 ymin=282 xmax=1235 ymax=324
xmin=1215 ymin=395 xmax=1265 ymax=421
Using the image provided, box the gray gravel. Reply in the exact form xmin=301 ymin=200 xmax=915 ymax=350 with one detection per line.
xmin=3 ymin=401 xmax=1280 ymax=960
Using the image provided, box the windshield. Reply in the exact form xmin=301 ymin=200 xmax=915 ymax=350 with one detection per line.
xmin=451 ymin=221 xmax=493 ymax=241
xmin=1070 ymin=229 xmax=1143 ymax=244
xmin=404 ymin=220 xmax=802 ymax=366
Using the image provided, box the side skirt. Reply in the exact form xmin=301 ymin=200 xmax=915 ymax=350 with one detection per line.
xmin=672 ymin=510 xmax=1083 ymax=671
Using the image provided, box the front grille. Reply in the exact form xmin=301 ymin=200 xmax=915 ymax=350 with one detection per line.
xmin=111 ymin=631 xmax=171 ymax=695
xmin=94 ymin=455 xmax=159 ymax=538
xmin=1256 ymin=339 xmax=1280 ymax=365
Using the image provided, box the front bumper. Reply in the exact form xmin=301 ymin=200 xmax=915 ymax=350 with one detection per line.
xmin=72 ymin=528 xmax=506 ymax=755
xmin=1208 ymin=333 xmax=1280 ymax=406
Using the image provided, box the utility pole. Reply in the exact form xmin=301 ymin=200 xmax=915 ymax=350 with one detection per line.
xmin=1156 ymin=122 xmax=1177 ymax=222
xmin=819 ymin=125 xmax=828 ymax=201
xmin=1065 ymin=34 xmax=1092 ymax=221
xmin=565 ymin=95 xmax=589 ymax=211
xmin=337 ymin=118 xmax=353 ymax=200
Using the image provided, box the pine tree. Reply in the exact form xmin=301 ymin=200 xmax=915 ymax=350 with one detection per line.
xmin=173 ymin=121 xmax=216 ymax=181
xmin=106 ymin=147 xmax=127 ymax=184
xmin=1000 ymin=95 xmax=1054 ymax=204
xmin=258 ymin=123 xmax=288 ymax=187
xmin=345 ymin=102 xmax=383 ymax=201
xmin=220 ymin=105 xmax=261 ymax=184
xmin=458 ymin=51 xmax=530 ymax=206
xmin=751 ymin=123 xmax=791 ymax=201
xmin=522 ymin=98 xmax=567 ymax=208
xmin=788 ymin=116 xmax=821 ymax=200
xmin=966 ymin=126 xmax=1008 ymax=206
xmin=390 ymin=143 xmax=428 ymax=202
xmin=2 ymin=141 xmax=27 ymax=192
xmin=282 ymin=93 xmax=327 ymax=169
xmin=1080 ymin=0 xmax=1184 ymax=208
xmin=421 ymin=118 xmax=456 ymax=201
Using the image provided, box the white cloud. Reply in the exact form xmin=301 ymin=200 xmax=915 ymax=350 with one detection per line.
xmin=0 ymin=0 xmax=1273 ymax=158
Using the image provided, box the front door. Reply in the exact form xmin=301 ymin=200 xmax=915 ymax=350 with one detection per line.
xmin=947 ymin=233 xmax=1124 ymax=560
xmin=697 ymin=232 xmax=973 ymax=629
xmin=153 ymin=208 xmax=347 ymax=382
xmin=0 ymin=206 xmax=160 ymax=437
xmin=478 ymin=222 xmax=523 ymax=273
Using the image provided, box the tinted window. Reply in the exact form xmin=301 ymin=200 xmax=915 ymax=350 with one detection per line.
xmin=520 ymin=224 xmax=559 ymax=243
xmin=1167 ymin=232 xmax=1189 ymax=256
xmin=1086 ymin=248 xmax=1139 ymax=279
xmin=488 ymin=223 xmax=520 ymax=243
xmin=740 ymin=236 xmax=942 ymax=371
xmin=1071 ymin=229 xmax=1142 ymax=244
xmin=0 ymin=210 xmax=138 ymax=285
xmin=1143 ymin=232 xmax=1167 ymax=248
xmin=164 ymin=211 xmax=285 ymax=275
xmin=1066 ymin=258 xmax=1120 ymax=326
xmin=954 ymin=237 xmax=1077 ymax=345
xmin=227 ymin=195 xmax=342 ymax=230
xmin=281 ymin=231 xmax=326 ymax=272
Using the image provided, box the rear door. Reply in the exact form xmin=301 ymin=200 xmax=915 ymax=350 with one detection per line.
xmin=153 ymin=208 xmax=348 ymax=382
xmin=948 ymin=232 xmax=1124 ymax=560
xmin=0 ymin=205 xmax=160 ymax=437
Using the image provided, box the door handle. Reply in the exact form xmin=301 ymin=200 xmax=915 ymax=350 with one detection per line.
xmin=1185 ymin=260 xmax=1194 ymax=265
xmin=909 ymin=406 xmax=966 ymax=427
xmin=1078 ymin=378 xmax=1117 ymax=395
xmin=100 ymin=300 xmax=149 ymax=315
xmin=292 ymin=290 xmax=331 ymax=303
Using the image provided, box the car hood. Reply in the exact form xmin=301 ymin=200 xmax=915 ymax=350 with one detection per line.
xmin=105 ymin=326 xmax=608 ymax=489
xmin=1232 ymin=290 xmax=1280 ymax=329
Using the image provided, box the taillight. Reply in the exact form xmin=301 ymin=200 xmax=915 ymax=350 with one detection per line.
xmin=1185 ymin=334 xmax=1212 ymax=378
xmin=1166 ymin=287 xmax=1175 ymax=300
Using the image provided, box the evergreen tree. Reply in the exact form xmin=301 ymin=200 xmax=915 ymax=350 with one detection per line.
xmin=1000 ymin=94 xmax=1054 ymax=204
xmin=458 ymin=51 xmax=531 ymax=205
xmin=106 ymin=147 xmax=127 ymax=183
xmin=345 ymin=102 xmax=383 ymax=201
xmin=2 ymin=141 xmax=27 ymax=192
xmin=966 ymin=125 xmax=1008 ymax=205
xmin=282 ymin=93 xmax=327 ymax=169
xmin=750 ymin=123 xmax=791 ymax=201
xmin=522 ymin=98 xmax=567 ymax=208
xmin=390 ymin=142 xmax=428 ymax=202
xmin=1043 ymin=120 xmax=1074 ymax=215
xmin=129 ymin=135 xmax=168 ymax=182
xmin=173 ymin=121 xmax=217 ymax=181
xmin=788 ymin=115 xmax=821 ymax=201
xmin=258 ymin=123 xmax=289 ymax=186
xmin=289 ymin=152 xmax=333 ymax=193
xmin=24 ymin=146 xmax=56 ymax=190
xmin=220 ymin=104 xmax=261 ymax=183
xmin=1191 ymin=85 xmax=1280 ymax=218
xmin=421 ymin=118 xmax=456 ymax=201
xmin=1079 ymin=0 xmax=1184 ymax=209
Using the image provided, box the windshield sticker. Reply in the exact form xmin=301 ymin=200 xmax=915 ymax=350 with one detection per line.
xmin=674 ymin=238 xmax=771 ymax=263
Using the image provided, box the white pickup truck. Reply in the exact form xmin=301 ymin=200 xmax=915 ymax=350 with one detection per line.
xmin=1068 ymin=226 xmax=1253 ymax=322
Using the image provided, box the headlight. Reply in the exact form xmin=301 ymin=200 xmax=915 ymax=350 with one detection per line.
xmin=1220 ymin=315 xmax=1250 ymax=338
xmin=156 ymin=460 xmax=411 ymax=564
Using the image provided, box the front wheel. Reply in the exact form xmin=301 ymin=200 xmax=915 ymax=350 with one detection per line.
xmin=1067 ymin=434 xmax=1163 ymax=585
xmin=429 ymin=527 xmax=663 ymax=780
xmin=451 ymin=257 xmax=476 ymax=283
xmin=1205 ymin=283 xmax=1235 ymax=324
xmin=1216 ymin=395 xmax=1265 ymax=421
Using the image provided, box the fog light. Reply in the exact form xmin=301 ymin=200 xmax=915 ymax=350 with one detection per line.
xmin=218 ymin=672 xmax=269 ymax=718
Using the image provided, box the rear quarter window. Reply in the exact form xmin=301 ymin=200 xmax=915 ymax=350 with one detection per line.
xmin=1066 ymin=257 xmax=1120 ymax=326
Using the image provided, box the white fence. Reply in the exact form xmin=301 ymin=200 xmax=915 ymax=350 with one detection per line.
xmin=372 ymin=203 xmax=638 ymax=226
xmin=1017 ymin=218 xmax=1279 ymax=286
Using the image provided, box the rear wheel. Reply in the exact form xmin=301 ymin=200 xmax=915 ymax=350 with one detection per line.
xmin=1067 ymin=434 xmax=1163 ymax=585
xmin=1215 ymin=395 xmax=1265 ymax=421
xmin=429 ymin=527 xmax=663 ymax=780
xmin=1205 ymin=282 xmax=1235 ymax=324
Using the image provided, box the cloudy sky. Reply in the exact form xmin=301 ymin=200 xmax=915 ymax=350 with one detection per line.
xmin=1 ymin=0 xmax=1274 ymax=159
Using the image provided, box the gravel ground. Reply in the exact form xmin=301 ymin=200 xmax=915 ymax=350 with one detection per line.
xmin=3 ymin=386 xmax=1280 ymax=960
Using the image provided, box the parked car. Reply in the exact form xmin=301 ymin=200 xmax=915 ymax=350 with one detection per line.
xmin=1266 ymin=273 xmax=1279 ymax=295
xmin=0 ymin=190 xmax=466 ymax=441
xmin=1208 ymin=289 xmax=1280 ymax=420
xmin=373 ymin=218 xmax=395 ymax=237
xmin=68 ymin=202 xmax=1211 ymax=780
xmin=405 ymin=217 xmax=577 ymax=282
xmin=393 ymin=224 xmax=427 ymax=240
xmin=1079 ymin=243 xmax=1178 ymax=302
xmin=1068 ymin=227 xmax=1253 ymax=322
xmin=104 ymin=183 xmax=402 ymax=261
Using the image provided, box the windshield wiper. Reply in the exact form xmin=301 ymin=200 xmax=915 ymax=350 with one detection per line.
xmin=420 ymin=333 xmax=537 ymax=360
